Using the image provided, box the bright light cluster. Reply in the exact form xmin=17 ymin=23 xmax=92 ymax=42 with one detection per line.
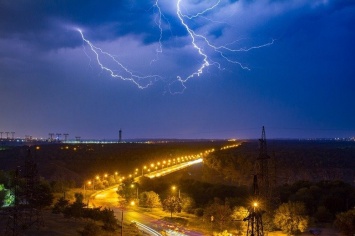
xmin=220 ymin=143 xmax=240 ymax=150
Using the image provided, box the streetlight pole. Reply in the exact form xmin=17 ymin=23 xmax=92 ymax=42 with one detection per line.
xmin=83 ymin=182 xmax=86 ymax=202
xmin=172 ymin=185 xmax=180 ymax=199
xmin=142 ymin=166 xmax=147 ymax=177
xmin=131 ymin=184 xmax=139 ymax=200
xmin=121 ymin=210 xmax=123 ymax=236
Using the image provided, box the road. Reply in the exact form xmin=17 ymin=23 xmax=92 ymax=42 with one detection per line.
xmin=89 ymin=160 xmax=205 ymax=235
xmin=145 ymin=158 xmax=202 ymax=179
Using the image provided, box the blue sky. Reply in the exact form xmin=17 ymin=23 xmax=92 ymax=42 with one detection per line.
xmin=0 ymin=0 xmax=354 ymax=140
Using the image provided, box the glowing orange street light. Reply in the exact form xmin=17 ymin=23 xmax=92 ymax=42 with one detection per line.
xmin=142 ymin=166 xmax=147 ymax=176
xmin=253 ymin=201 xmax=259 ymax=211
xmin=171 ymin=185 xmax=181 ymax=198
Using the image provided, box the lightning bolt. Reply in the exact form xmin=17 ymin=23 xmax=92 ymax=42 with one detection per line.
xmin=77 ymin=28 xmax=161 ymax=89
xmin=77 ymin=0 xmax=274 ymax=93
xmin=152 ymin=0 xmax=164 ymax=55
xmin=172 ymin=0 xmax=274 ymax=93
xmin=180 ymin=0 xmax=221 ymax=20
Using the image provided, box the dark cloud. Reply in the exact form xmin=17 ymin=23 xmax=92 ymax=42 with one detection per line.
xmin=0 ymin=0 xmax=166 ymax=50
xmin=0 ymin=0 xmax=354 ymax=139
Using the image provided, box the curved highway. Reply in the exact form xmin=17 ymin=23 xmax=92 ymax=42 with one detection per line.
xmin=89 ymin=159 xmax=205 ymax=235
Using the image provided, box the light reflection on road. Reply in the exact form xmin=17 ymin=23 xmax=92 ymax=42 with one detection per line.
xmin=145 ymin=158 xmax=203 ymax=179
xmin=90 ymin=159 xmax=205 ymax=235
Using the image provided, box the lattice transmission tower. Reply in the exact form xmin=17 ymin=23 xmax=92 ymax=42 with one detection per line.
xmin=243 ymin=126 xmax=272 ymax=236
xmin=5 ymin=149 xmax=44 ymax=235
xmin=257 ymin=126 xmax=271 ymax=199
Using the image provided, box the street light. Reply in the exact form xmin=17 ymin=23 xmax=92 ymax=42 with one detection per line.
xmin=131 ymin=184 xmax=139 ymax=199
xmin=171 ymin=185 xmax=180 ymax=199
xmin=84 ymin=180 xmax=92 ymax=203
xmin=142 ymin=166 xmax=147 ymax=176
xmin=253 ymin=201 xmax=259 ymax=211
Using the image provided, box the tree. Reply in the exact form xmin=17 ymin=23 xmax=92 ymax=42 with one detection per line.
xmin=213 ymin=230 xmax=232 ymax=236
xmin=78 ymin=222 xmax=101 ymax=236
xmin=181 ymin=195 xmax=195 ymax=213
xmin=116 ymin=179 xmax=136 ymax=202
xmin=139 ymin=191 xmax=161 ymax=209
xmin=273 ymin=202 xmax=309 ymax=235
xmin=231 ymin=206 xmax=248 ymax=235
xmin=204 ymin=200 xmax=232 ymax=231
xmin=314 ymin=206 xmax=333 ymax=223
xmin=100 ymin=208 xmax=118 ymax=231
xmin=30 ymin=180 xmax=54 ymax=209
xmin=162 ymin=196 xmax=181 ymax=218
xmin=108 ymin=175 xmax=116 ymax=186
xmin=334 ymin=209 xmax=355 ymax=236
xmin=0 ymin=184 xmax=14 ymax=207
xmin=52 ymin=197 xmax=70 ymax=214
xmin=63 ymin=192 xmax=86 ymax=219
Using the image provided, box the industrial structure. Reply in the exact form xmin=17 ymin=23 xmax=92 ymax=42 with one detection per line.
xmin=244 ymin=126 xmax=271 ymax=236
xmin=5 ymin=149 xmax=44 ymax=235
xmin=119 ymin=129 xmax=122 ymax=142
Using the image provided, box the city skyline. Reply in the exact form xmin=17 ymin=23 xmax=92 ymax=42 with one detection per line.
xmin=1 ymin=0 xmax=354 ymax=140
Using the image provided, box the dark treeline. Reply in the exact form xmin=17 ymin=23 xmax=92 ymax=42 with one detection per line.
xmin=276 ymin=180 xmax=355 ymax=222
xmin=0 ymin=141 xmax=226 ymax=186
xmin=138 ymin=175 xmax=249 ymax=207
xmin=204 ymin=140 xmax=355 ymax=186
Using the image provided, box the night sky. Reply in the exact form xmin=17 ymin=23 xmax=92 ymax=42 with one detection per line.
xmin=1 ymin=0 xmax=354 ymax=140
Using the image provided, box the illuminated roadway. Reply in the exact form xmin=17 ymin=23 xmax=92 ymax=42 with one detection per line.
xmin=145 ymin=158 xmax=202 ymax=179
xmin=89 ymin=144 xmax=240 ymax=235
xmin=90 ymin=159 xmax=205 ymax=235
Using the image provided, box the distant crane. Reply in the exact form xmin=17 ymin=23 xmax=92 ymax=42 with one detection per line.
xmin=5 ymin=132 xmax=9 ymax=139
xmin=56 ymin=133 xmax=61 ymax=142
xmin=48 ymin=133 xmax=54 ymax=142
xmin=11 ymin=132 xmax=15 ymax=140
xmin=75 ymin=136 xmax=81 ymax=142
xmin=119 ymin=129 xmax=122 ymax=143
xmin=63 ymin=133 xmax=69 ymax=142
xmin=0 ymin=132 xmax=3 ymax=139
